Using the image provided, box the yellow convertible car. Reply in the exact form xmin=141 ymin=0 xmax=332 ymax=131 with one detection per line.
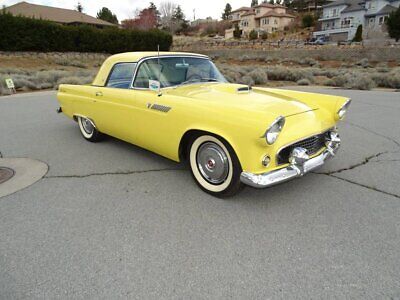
xmin=57 ymin=52 xmax=351 ymax=197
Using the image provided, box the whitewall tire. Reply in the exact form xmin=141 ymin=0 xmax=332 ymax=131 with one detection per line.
xmin=77 ymin=116 xmax=103 ymax=142
xmin=188 ymin=134 xmax=243 ymax=197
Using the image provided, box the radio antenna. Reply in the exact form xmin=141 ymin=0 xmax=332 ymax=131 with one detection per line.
xmin=157 ymin=44 xmax=161 ymax=96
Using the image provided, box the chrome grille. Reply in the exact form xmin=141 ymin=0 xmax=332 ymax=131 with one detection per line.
xmin=277 ymin=132 xmax=327 ymax=165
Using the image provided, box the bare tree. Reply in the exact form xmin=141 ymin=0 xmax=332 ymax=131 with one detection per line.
xmin=160 ymin=1 xmax=177 ymax=31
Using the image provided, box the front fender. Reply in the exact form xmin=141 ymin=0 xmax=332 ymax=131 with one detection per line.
xmin=254 ymin=87 xmax=350 ymax=121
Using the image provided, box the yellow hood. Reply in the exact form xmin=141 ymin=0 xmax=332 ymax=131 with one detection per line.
xmin=164 ymin=83 xmax=318 ymax=118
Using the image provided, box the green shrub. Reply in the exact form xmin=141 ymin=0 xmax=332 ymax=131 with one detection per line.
xmin=249 ymin=30 xmax=258 ymax=41
xmin=302 ymin=14 xmax=315 ymax=28
xmin=0 ymin=13 xmax=172 ymax=53
xmin=353 ymin=25 xmax=363 ymax=42
xmin=261 ymin=32 xmax=268 ymax=40
xmin=386 ymin=7 xmax=400 ymax=42
xmin=233 ymin=23 xmax=241 ymax=39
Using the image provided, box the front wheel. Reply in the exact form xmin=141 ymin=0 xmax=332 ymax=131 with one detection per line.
xmin=188 ymin=134 xmax=244 ymax=197
xmin=77 ymin=116 xmax=103 ymax=142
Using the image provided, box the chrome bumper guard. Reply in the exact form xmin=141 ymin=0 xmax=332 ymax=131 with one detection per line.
xmin=240 ymin=133 xmax=340 ymax=188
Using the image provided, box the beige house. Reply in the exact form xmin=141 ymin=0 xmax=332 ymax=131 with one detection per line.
xmin=3 ymin=1 xmax=116 ymax=28
xmin=227 ymin=3 xmax=295 ymax=37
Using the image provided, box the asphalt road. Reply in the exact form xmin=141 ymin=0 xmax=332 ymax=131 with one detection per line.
xmin=0 ymin=88 xmax=399 ymax=299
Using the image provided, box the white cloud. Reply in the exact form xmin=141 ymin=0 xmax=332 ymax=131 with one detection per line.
xmin=3 ymin=0 xmax=252 ymax=21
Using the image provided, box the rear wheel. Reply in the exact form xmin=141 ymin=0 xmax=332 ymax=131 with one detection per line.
xmin=77 ymin=116 xmax=103 ymax=142
xmin=188 ymin=134 xmax=243 ymax=197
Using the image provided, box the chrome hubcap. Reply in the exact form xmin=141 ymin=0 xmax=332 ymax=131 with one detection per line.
xmin=197 ymin=142 xmax=229 ymax=184
xmin=82 ymin=118 xmax=94 ymax=134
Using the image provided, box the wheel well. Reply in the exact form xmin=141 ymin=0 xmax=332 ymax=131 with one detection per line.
xmin=178 ymin=129 xmax=235 ymax=163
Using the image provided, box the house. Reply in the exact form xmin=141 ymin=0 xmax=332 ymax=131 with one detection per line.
xmin=226 ymin=3 xmax=295 ymax=38
xmin=313 ymin=0 xmax=400 ymax=41
xmin=3 ymin=1 xmax=116 ymax=28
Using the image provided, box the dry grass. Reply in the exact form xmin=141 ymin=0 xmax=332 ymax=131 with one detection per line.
xmin=0 ymin=68 xmax=96 ymax=95
xmin=217 ymin=62 xmax=400 ymax=90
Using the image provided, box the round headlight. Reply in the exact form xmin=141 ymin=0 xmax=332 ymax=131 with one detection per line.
xmin=263 ymin=116 xmax=285 ymax=145
xmin=337 ymin=99 xmax=351 ymax=120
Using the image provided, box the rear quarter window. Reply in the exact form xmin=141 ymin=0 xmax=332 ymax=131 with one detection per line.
xmin=106 ymin=63 xmax=137 ymax=89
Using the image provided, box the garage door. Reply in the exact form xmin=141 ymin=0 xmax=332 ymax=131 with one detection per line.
xmin=329 ymin=32 xmax=349 ymax=42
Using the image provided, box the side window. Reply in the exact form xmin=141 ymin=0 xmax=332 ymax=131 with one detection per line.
xmin=106 ymin=63 xmax=137 ymax=89
xmin=133 ymin=60 xmax=160 ymax=88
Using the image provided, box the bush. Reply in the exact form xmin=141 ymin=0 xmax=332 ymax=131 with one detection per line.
xmin=261 ymin=32 xmax=268 ymax=40
xmin=386 ymin=7 xmax=400 ymax=42
xmin=343 ymin=73 xmax=376 ymax=90
xmin=297 ymin=78 xmax=311 ymax=85
xmin=355 ymin=58 xmax=370 ymax=68
xmin=249 ymin=30 xmax=258 ymax=41
xmin=233 ymin=23 xmax=241 ymax=39
xmin=353 ymin=25 xmax=363 ymax=42
xmin=302 ymin=14 xmax=315 ymax=28
xmin=248 ymin=68 xmax=268 ymax=84
xmin=239 ymin=75 xmax=255 ymax=86
xmin=0 ymin=13 xmax=172 ymax=53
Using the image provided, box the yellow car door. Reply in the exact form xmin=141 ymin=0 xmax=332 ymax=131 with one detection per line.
xmin=91 ymin=63 xmax=139 ymax=143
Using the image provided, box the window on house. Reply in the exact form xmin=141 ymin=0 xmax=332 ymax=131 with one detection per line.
xmin=256 ymin=9 xmax=260 ymax=14
xmin=274 ymin=19 xmax=278 ymax=24
xmin=379 ymin=16 xmax=384 ymax=25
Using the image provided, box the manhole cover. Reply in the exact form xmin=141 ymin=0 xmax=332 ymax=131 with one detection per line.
xmin=0 ymin=167 xmax=15 ymax=184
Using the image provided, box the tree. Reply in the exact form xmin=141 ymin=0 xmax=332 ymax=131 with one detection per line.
xmin=172 ymin=5 xmax=188 ymax=34
xmin=97 ymin=7 xmax=118 ymax=24
xmin=269 ymin=0 xmax=274 ymax=4
xmin=122 ymin=7 xmax=158 ymax=30
xmin=302 ymin=14 xmax=315 ymax=28
xmin=160 ymin=1 xmax=177 ymax=31
xmin=149 ymin=2 xmax=161 ymax=26
xmin=222 ymin=3 xmax=232 ymax=20
xmin=233 ymin=23 xmax=241 ymax=39
xmin=172 ymin=5 xmax=185 ymax=21
xmin=76 ymin=2 xmax=83 ymax=12
xmin=386 ymin=7 xmax=400 ymax=42
xmin=251 ymin=0 xmax=259 ymax=7
xmin=353 ymin=24 xmax=363 ymax=42
xmin=283 ymin=0 xmax=292 ymax=6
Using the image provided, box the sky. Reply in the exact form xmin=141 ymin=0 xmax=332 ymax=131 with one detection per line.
xmin=2 ymin=0 xmax=253 ymax=21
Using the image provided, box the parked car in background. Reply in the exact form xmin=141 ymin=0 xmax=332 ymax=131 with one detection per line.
xmin=57 ymin=52 xmax=351 ymax=197
xmin=306 ymin=37 xmax=327 ymax=45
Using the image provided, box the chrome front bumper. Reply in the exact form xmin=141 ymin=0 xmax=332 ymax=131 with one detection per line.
xmin=240 ymin=140 xmax=339 ymax=188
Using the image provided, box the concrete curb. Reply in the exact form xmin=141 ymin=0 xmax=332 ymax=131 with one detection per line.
xmin=0 ymin=158 xmax=49 ymax=199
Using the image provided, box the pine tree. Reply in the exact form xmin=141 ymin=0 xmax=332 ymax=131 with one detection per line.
xmin=96 ymin=7 xmax=118 ymax=24
xmin=76 ymin=2 xmax=83 ymax=12
xmin=353 ymin=24 xmax=363 ymax=42
xmin=387 ymin=7 xmax=400 ymax=41
xmin=222 ymin=3 xmax=232 ymax=20
xmin=251 ymin=0 xmax=259 ymax=7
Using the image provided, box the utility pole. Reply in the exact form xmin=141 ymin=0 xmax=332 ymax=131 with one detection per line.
xmin=193 ymin=8 xmax=196 ymax=21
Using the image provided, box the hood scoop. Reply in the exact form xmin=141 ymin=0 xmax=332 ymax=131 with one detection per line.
xmin=237 ymin=86 xmax=252 ymax=94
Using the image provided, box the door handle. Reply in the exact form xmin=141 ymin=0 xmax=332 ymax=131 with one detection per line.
xmin=95 ymin=91 xmax=103 ymax=97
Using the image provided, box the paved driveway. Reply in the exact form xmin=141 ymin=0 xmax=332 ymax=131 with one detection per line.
xmin=0 ymin=88 xmax=399 ymax=298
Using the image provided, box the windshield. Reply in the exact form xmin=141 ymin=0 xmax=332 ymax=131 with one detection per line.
xmin=133 ymin=56 xmax=227 ymax=89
